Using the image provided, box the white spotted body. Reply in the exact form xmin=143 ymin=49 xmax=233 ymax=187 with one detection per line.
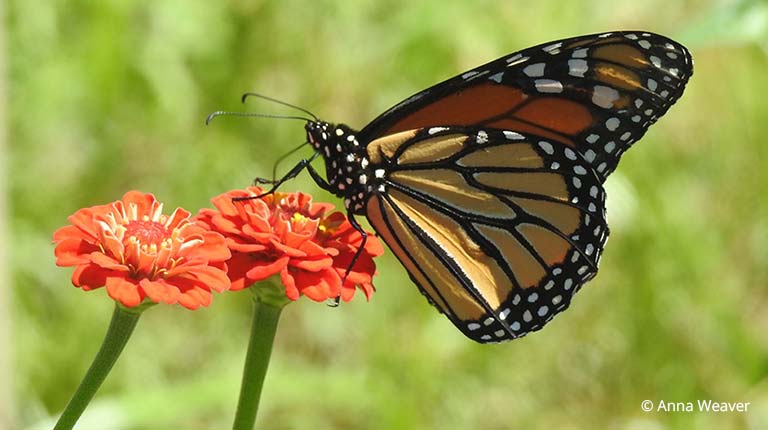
xmin=305 ymin=121 xmax=374 ymax=214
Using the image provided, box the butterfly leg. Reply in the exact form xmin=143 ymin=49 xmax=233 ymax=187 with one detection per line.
xmin=329 ymin=213 xmax=369 ymax=306
xmin=234 ymin=152 xmax=325 ymax=201
xmin=305 ymin=163 xmax=335 ymax=193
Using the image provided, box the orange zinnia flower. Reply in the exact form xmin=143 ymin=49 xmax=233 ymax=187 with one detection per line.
xmin=194 ymin=187 xmax=383 ymax=302
xmin=53 ymin=191 xmax=231 ymax=309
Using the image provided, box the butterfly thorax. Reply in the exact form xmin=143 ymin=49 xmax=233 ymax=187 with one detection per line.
xmin=305 ymin=121 xmax=375 ymax=214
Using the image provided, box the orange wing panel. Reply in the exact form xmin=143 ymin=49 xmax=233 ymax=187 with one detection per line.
xmin=384 ymin=83 xmax=529 ymax=135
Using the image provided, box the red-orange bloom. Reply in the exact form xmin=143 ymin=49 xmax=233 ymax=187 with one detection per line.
xmin=53 ymin=191 xmax=231 ymax=309
xmin=194 ymin=187 xmax=383 ymax=302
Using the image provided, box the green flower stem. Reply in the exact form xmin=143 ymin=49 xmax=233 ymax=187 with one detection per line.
xmin=232 ymin=283 xmax=290 ymax=430
xmin=54 ymin=303 xmax=146 ymax=430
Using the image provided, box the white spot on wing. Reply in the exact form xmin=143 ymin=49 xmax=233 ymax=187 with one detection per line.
xmin=505 ymin=53 xmax=522 ymax=63
xmin=592 ymin=85 xmax=619 ymax=108
xmin=537 ymin=306 xmax=549 ymax=317
xmin=535 ymin=79 xmax=564 ymax=93
xmin=506 ymin=54 xmax=529 ymax=66
xmin=572 ymin=48 xmax=589 ymax=58
xmin=543 ymin=42 xmax=562 ymax=52
xmin=428 ymin=127 xmax=448 ymax=135
xmin=503 ymin=131 xmax=524 ymax=140
xmin=523 ymin=62 xmax=546 ymax=77
xmin=568 ymin=59 xmax=588 ymax=77
xmin=476 ymin=130 xmax=489 ymax=144
xmin=538 ymin=141 xmax=555 ymax=155
xmin=583 ymin=149 xmax=596 ymax=163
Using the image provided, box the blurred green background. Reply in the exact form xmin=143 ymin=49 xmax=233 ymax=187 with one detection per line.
xmin=3 ymin=0 xmax=768 ymax=429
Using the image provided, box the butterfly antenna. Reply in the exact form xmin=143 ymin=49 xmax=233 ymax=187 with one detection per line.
xmin=241 ymin=92 xmax=319 ymax=121
xmin=205 ymin=111 xmax=313 ymax=125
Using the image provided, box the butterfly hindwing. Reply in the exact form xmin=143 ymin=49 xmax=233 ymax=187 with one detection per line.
xmin=359 ymin=31 xmax=693 ymax=181
xmin=364 ymin=127 xmax=608 ymax=342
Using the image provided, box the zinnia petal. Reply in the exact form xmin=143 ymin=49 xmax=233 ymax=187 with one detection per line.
xmin=72 ymin=264 xmax=112 ymax=290
xmin=106 ymin=276 xmax=144 ymax=307
xmin=89 ymin=252 xmax=129 ymax=271
xmin=177 ymin=285 xmax=213 ymax=310
xmin=181 ymin=266 xmax=231 ymax=293
xmin=67 ymin=206 xmax=109 ymax=240
xmin=291 ymin=268 xmax=341 ymax=302
xmin=54 ymin=236 xmax=98 ymax=266
xmin=193 ymin=231 xmax=232 ymax=261
xmin=139 ymin=278 xmax=180 ymax=304
xmin=245 ymin=255 xmax=290 ymax=284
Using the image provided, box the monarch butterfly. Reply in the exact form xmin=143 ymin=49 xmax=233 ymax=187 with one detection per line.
xmin=216 ymin=31 xmax=693 ymax=343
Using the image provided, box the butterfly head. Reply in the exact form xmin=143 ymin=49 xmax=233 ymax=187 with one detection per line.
xmin=304 ymin=120 xmax=332 ymax=150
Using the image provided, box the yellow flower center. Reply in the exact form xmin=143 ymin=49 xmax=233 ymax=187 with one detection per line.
xmin=291 ymin=212 xmax=308 ymax=223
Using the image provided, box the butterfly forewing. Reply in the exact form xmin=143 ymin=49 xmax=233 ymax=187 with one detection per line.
xmin=359 ymin=31 xmax=693 ymax=181
xmin=364 ymin=127 xmax=608 ymax=342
